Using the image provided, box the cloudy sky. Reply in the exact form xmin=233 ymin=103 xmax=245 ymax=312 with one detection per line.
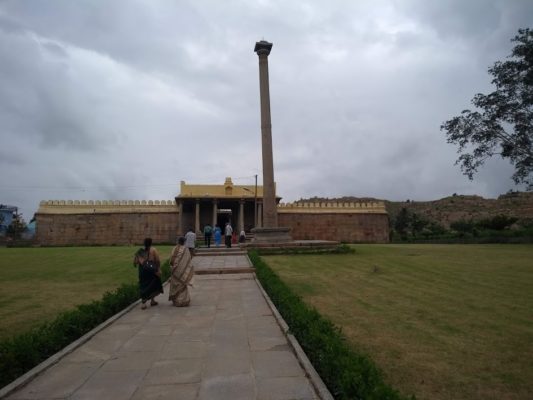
xmin=1 ymin=0 xmax=532 ymax=219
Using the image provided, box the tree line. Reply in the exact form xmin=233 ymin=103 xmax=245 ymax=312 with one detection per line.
xmin=391 ymin=208 xmax=532 ymax=242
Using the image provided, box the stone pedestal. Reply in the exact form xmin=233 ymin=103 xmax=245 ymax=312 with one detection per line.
xmin=251 ymin=227 xmax=292 ymax=243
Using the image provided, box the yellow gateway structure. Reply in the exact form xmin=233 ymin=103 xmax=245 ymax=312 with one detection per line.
xmin=35 ymin=177 xmax=389 ymax=246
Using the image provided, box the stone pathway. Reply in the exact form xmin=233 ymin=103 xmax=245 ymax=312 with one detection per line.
xmin=193 ymin=253 xmax=254 ymax=274
xmin=7 ymin=271 xmax=319 ymax=400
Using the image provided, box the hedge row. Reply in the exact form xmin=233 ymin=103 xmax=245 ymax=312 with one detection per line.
xmin=0 ymin=260 xmax=170 ymax=389
xmin=249 ymin=251 xmax=413 ymax=400
xmin=253 ymin=243 xmax=355 ymax=256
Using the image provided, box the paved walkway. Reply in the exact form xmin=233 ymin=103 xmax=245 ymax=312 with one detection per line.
xmin=7 ymin=267 xmax=319 ymax=399
xmin=193 ymin=253 xmax=254 ymax=274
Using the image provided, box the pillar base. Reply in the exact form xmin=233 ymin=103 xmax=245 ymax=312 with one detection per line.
xmin=251 ymin=227 xmax=292 ymax=243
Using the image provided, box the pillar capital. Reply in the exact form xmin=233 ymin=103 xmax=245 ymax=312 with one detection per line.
xmin=254 ymin=40 xmax=272 ymax=56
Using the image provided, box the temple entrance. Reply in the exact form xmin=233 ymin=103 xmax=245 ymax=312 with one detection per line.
xmin=175 ymin=178 xmax=270 ymax=235
xmin=217 ymin=209 xmax=232 ymax=230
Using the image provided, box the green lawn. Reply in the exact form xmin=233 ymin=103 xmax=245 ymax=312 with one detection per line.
xmin=263 ymin=244 xmax=533 ymax=400
xmin=0 ymin=246 xmax=173 ymax=340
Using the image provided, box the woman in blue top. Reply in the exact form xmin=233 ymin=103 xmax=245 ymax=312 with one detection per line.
xmin=213 ymin=225 xmax=222 ymax=247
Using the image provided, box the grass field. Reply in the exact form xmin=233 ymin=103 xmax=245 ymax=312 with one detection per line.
xmin=0 ymin=246 xmax=173 ymax=340
xmin=263 ymin=244 xmax=533 ymax=400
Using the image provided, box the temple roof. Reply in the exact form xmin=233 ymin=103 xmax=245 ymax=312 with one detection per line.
xmin=177 ymin=177 xmax=266 ymax=199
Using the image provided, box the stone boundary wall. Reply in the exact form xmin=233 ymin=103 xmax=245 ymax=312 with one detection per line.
xmin=34 ymin=199 xmax=389 ymax=245
xmin=279 ymin=212 xmax=390 ymax=243
xmin=35 ymin=213 xmax=179 ymax=246
xmin=37 ymin=200 xmax=177 ymax=214
xmin=35 ymin=200 xmax=179 ymax=246
xmin=278 ymin=201 xmax=386 ymax=214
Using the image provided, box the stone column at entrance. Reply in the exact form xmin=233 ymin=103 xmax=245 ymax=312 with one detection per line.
xmin=252 ymin=40 xmax=291 ymax=243
xmin=177 ymin=200 xmax=183 ymax=237
xmin=195 ymin=199 xmax=200 ymax=234
xmin=257 ymin=202 xmax=263 ymax=228
xmin=239 ymin=200 xmax=245 ymax=233
xmin=212 ymin=199 xmax=218 ymax=227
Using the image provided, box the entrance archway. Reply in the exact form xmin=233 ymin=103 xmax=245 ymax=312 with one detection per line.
xmin=216 ymin=209 xmax=232 ymax=230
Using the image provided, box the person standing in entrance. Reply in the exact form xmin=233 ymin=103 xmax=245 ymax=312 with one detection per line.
xmin=214 ymin=225 xmax=222 ymax=247
xmin=203 ymin=224 xmax=213 ymax=248
xmin=224 ymin=222 xmax=233 ymax=248
xmin=185 ymin=228 xmax=196 ymax=256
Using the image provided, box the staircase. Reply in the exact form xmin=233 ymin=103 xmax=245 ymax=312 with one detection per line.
xmin=193 ymin=244 xmax=253 ymax=275
xmin=195 ymin=231 xmax=255 ymax=249
xmin=194 ymin=246 xmax=247 ymax=256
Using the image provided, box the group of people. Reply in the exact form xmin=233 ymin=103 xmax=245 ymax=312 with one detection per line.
xmin=201 ymin=223 xmax=228 ymax=247
xmin=133 ymin=225 xmax=248 ymax=308
xmin=202 ymin=222 xmax=246 ymax=248
xmin=133 ymin=237 xmax=194 ymax=309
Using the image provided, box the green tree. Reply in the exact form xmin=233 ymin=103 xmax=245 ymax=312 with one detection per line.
xmin=476 ymin=215 xmax=518 ymax=230
xmin=441 ymin=28 xmax=533 ymax=188
xmin=394 ymin=207 xmax=410 ymax=236
xmin=410 ymin=212 xmax=429 ymax=237
xmin=427 ymin=221 xmax=448 ymax=236
xmin=7 ymin=213 xmax=27 ymax=239
xmin=450 ymin=219 xmax=475 ymax=234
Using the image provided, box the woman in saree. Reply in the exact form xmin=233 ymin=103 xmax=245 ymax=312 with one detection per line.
xmin=133 ymin=237 xmax=163 ymax=310
xmin=168 ymin=237 xmax=194 ymax=307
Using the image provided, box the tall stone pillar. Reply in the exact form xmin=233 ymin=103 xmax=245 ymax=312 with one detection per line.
xmin=252 ymin=40 xmax=291 ymax=243
xmin=254 ymin=40 xmax=277 ymax=228
xmin=257 ymin=202 xmax=263 ymax=228
xmin=239 ymin=200 xmax=245 ymax=232
xmin=212 ymin=199 xmax=218 ymax=227
xmin=195 ymin=199 xmax=200 ymax=234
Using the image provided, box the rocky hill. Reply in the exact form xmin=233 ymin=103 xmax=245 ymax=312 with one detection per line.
xmin=299 ymin=191 xmax=533 ymax=227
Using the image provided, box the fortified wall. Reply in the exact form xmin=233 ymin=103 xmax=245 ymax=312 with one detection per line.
xmin=278 ymin=201 xmax=389 ymax=243
xmin=35 ymin=200 xmax=178 ymax=246
xmin=35 ymin=199 xmax=389 ymax=246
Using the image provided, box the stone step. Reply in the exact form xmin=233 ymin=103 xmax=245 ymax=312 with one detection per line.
xmin=195 ymin=246 xmax=245 ymax=252
xmin=194 ymin=267 xmax=255 ymax=275
xmin=194 ymin=247 xmax=247 ymax=256
xmin=195 ymin=252 xmax=247 ymax=257
xmin=195 ymin=233 xmax=255 ymax=244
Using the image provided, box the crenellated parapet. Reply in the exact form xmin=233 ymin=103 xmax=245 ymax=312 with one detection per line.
xmin=37 ymin=200 xmax=178 ymax=214
xmin=277 ymin=201 xmax=387 ymax=214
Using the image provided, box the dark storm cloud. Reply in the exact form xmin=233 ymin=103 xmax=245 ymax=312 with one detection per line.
xmin=0 ymin=0 xmax=531 ymax=220
xmin=397 ymin=0 xmax=533 ymax=60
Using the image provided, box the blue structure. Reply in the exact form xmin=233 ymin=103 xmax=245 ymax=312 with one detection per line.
xmin=23 ymin=220 xmax=36 ymax=239
xmin=0 ymin=205 xmax=17 ymax=236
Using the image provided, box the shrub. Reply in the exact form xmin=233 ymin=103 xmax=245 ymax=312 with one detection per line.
xmin=249 ymin=251 xmax=413 ymax=400
xmin=476 ymin=215 xmax=518 ymax=230
xmin=450 ymin=219 xmax=475 ymax=233
xmin=254 ymin=244 xmax=354 ymax=256
xmin=160 ymin=259 xmax=171 ymax=281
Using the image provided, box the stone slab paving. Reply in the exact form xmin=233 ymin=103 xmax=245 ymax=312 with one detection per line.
xmin=7 ymin=273 xmax=318 ymax=400
xmin=193 ymin=254 xmax=254 ymax=274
